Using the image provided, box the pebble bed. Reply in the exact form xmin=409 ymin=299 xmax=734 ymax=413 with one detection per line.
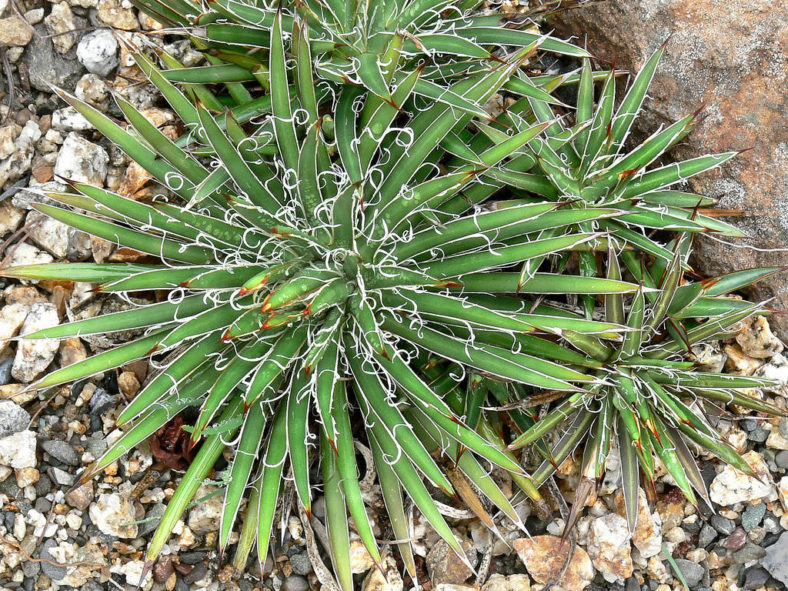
xmin=1 ymin=1 xmax=788 ymax=590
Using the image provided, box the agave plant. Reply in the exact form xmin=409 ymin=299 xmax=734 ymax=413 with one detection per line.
xmin=502 ymin=237 xmax=783 ymax=532
xmin=129 ymin=0 xmax=589 ymax=124
xmin=0 ymin=10 xmax=639 ymax=586
xmin=474 ymin=40 xmax=750 ymax=318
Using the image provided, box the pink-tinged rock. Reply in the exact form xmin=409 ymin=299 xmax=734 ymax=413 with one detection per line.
xmin=513 ymin=535 xmax=594 ymax=590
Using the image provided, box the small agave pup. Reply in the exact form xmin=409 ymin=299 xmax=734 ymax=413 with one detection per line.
xmin=503 ymin=236 xmax=784 ymax=533
xmin=0 ymin=9 xmax=629 ymax=588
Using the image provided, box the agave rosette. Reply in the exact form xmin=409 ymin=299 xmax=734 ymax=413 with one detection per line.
xmin=0 ymin=11 xmax=641 ymax=585
xmin=132 ymin=0 xmax=589 ymax=124
xmin=501 ymin=236 xmax=783 ymax=533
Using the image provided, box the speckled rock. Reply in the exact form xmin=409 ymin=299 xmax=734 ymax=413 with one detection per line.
xmin=0 ymin=303 xmax=28 ymax=354
xmin=550 ymin=0 xmax=788 ymax=340
xmin=0 ymin=17 xmax=34 ymax=46
xmin=0 ymin=120 xmax=41 ymax=187
xmin=0 ymin=400 xmax=30 ymax=438
xmin=11 ymin=302 xmax=60 ymax=382
xmin=0 ymin=201 xmax=25 ymax=236
xmin=737 ymin=315 xmax=784 ymax=359
xmin=426 ymin=536 xmax=476 ymax=585
xmin=52 ymin=107 xmax=94 ymax=132
xmin=26 ymin=209 xmax=72 ymax=258
xmin=187 ymin=485 xmax=223 ymax=533
xmin=350 ymin=536 xmax=377 ymax=574
xmin=0 ymin=430 xmax=36 ymax=468
xmin=615 ymin=487 xmax=663 ymax=558
xmin=96 ymin=0 xmax=139 ymax=30
xmin=709 ymin=450 xmax=775 ymax=506
xmin=756 ymin=353 xmax=788 ymax=396
xmin=5 ymin=242 xmax=53 ymax=269
xmin=587 ymin=513 xmax=633 ymax=583
xmin=481 ymin=574 xmax=531 ymax=591
xmin=54 ymin=132 xmax=109 ymax=185
xmin=361 ymin=551 xmax=403 ymax=591
xmin=514 ymin=535 xmax=594 ymax=590
xmin=89 ymin=493 xmax=138 ymax=538
xmin=76 ymin=29 xmax=119 ymax=77
xmin=44 ymin=2 xmax=77 ymax=54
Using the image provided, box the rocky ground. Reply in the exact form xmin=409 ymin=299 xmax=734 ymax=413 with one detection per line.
xmin=1 ymin=0 xmax=788 ymax=590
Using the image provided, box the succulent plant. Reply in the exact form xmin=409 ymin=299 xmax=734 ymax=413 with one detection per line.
xmin=1 ymin=0 xmax=782 ymax=586
xmin=1 ymin=10 xmax=627 ymax=585
xmin=503 ymin=237 xmax=782 ymax=533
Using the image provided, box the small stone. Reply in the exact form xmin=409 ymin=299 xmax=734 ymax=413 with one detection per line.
xmin=40 ymin=539 xmax=67 ymax=581
xmin=59 ymin=338 xmax=87 ymax=367
xmin=710 ymin=515 xmax=736 ymax=535
xmin=673 ymin=559 xmax=704 ymax=588
xmin=96 ymin=0 xmax=139 ymax=30
xmin=779 ymin=476 xmax=788 ymax=510
xmin=0 ymin=400 xmax=30 ymax=438
xmin=22 ymin=24 xmax=85 ymax=91
xmin=118 ymin=371 xmax=141 ymax=397
xmin=15 ymin=467 xmax=39 ymax=488
xmin=481 ymin=574 xmax=530 ymax=591
xmin=723 ymin=343 xmax=765 ymax=375
xmin=699 ymin=523 xmax=717 ymax=547
xmin=49 ymin=466 xmax=74 ymax=486
xmin=756 ymin=353 xmax=788 ymax=396
xmin=52 ymin=107 xmax=94 ymax=132
xmin=587 ymin=513 xmax=633 ymax=583
xmin=76 ymin=29 xmax=119 ymax=77
xmin=0 ymin=304 xmax=28 ymax=355
xmin=737 ymin=315 xmax=783 ymax=359
xmin=691 ymin=343 xmax=726 ymax=373
xmin=44 ymin=2 xmax=77 ymax=54
xmin=426 ymin=537 xmax=476 ymax=585
xmin=88 ymin=387 xmax=117 ymax=416
xmin=65 ymin=482 xmax=94 ymax=510
xmin=187 ymin=485 xmax=223 ymax=533
xmin=153 ymin=556 xmax=174 ymax=584
xmin=709 ymin=450 xmax=775 ymax=506
xmin=0 ymin=17 xmax=33 ymax=46
xmin=0 ymin=201 xmax=24 ymax=236
xmin=763 ymin=530 xmax=788 ymax=585
xmin=615 ymin=487 xmax=662 ymax=558
xmin=350 ymin=536 xmax=378 ymax=574
xmin=26 ymin=210 xmax=72 ymax=258
xmin=6 ymin=242 xmax=53 ymax=270
xmin=744 ymin=566 xmax=770 ymax=590
xmin=0 ymin=356 xmax=13 ymax=388
xmin=289 ymin=552 xmax=311 ymax=576
xmin=32 ymin=165 xmax=54 ymax=183
xmin=766 ymin=423 xmax=788 ymax=450
xmin=361 ymin=551 xmax=404 ymax=591
xmin=721 ymin=526 xmax=747 ymax=550
xmin=89 ymin=493 xmax=138 ymax=537
xmin=0 ymin=430 xmax=37 ymax=468
xmin=75 ymin=74 xmax=110 ymax=109
xmin=732 ymin=541 xmax=766 ymax=564
xmin=282 ymin=576 xmax=309 ymax=591
xmin=42 ymin=439 xmax=80 ymax=466
xmin=741 ymin=503 xmax=766 ymax=531
xmin=514 ymin=535 xmax=594 ymax=590
xmin=53 ymin=132 xmax=109 ymax=186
